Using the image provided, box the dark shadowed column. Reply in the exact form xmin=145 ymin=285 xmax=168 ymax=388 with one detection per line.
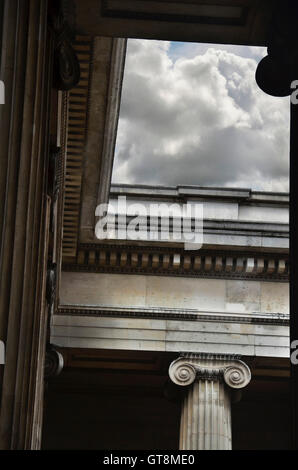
xmin=255 ymin=0 xmax=298 ymax=449
xmin=0 ymin=0 xmax=52 ymax=449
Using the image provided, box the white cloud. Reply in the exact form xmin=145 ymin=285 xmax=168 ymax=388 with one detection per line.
xmin=112 ymin=39 xmax=290 ymax=192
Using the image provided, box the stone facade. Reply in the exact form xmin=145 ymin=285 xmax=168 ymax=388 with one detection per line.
xmin=52 ymin=184 xmax=290 ymax=449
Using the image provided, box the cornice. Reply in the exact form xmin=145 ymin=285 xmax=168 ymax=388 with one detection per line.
xmin=110 ymin=184 xmax=289 ymax=205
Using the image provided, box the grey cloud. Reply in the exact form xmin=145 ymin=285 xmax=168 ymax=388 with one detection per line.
xmin=112 ymin=39 xmax=289 ymax=192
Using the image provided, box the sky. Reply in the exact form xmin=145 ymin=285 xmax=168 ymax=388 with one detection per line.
xmin=111 ymin=39 xmax=290 ymax=192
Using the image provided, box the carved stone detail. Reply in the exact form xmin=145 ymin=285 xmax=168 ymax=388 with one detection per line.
xmin=55 ymin=40 xmax=80 ymax=90
xmin=169 ymin=353 xmax=251 ymax=390
xmin=49 ymin=0 xmax=80 ymax=90
xmin=63 ymin=245 xmax=289 ymax=281
xmin=169 ymin=361 xmax=197 ymax=386
xmin=44 ymin=346 xmax=64 ymax=379
xmin=223 ymin=363 xmax=251 ymax=389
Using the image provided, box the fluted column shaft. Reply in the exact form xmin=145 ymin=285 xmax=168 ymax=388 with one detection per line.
xmin=180 ymin=378 xmax=232 ymax=450
xmin=169 ymin=354 xmax=251 ymax=451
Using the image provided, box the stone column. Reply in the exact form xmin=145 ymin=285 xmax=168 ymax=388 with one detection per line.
xmin=169 ymin=354 xmax=251 ymax=450
xmin=0 ymin=0 xmax=53 ymax=449
xmin=0 ymin=0 xmax=80 ymax=449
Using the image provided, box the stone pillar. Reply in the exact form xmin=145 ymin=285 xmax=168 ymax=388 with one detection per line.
xmin=0 ymin=0 xmax=79 ymax=449
xmin=0 ymin=0 xmax=53 ymax=449
xmin=169 ymin=354 xmax=251 ymax=450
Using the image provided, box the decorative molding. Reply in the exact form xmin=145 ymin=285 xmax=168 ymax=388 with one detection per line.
xmin=169 ymin=353 xmax=251 ymax=389
xmin=62 ymin=36 xmax=93 ymax=258
xmin=62 ymin=245 xmax=289 ymax=281
xmin=51 ymin=0 xmax=81 ymax=91
xmin=56 ymin=305 xmax=290 ymax=326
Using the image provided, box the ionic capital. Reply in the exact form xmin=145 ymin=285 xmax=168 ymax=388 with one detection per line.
xmin=44 ymin=346 xmax=64 ymax=379
xmin=169 ymin=353 xmax=251 ymax=390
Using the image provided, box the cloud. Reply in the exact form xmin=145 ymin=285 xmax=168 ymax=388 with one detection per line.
xmin=112 ymin=39 xmax=290 ymax=192
xmin=168 ymin=42 xmax=267 ymax=63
